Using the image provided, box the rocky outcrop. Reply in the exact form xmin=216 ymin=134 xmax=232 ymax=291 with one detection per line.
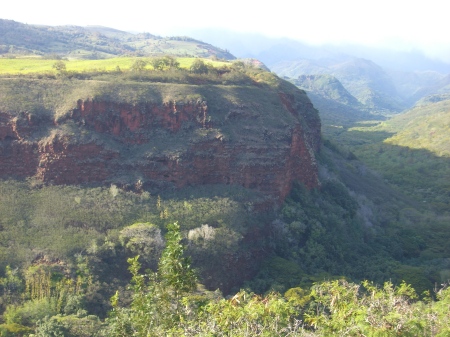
xmin=70 ymin=99 xmax=211 ymax=143
xmin=0 ymin=83 xmax=321 ymax=205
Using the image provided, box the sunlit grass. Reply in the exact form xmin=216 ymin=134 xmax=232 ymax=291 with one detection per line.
xmin=0 ymin=57 xmax=232 ymax=75
xmin=0 ymin=58 xmax=56 ymax=74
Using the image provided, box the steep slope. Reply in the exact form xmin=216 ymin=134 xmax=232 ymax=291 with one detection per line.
xmin=380 ymin=94 xmax=450 ymax=157
xmin=288 ymin=75 xmax=381 ymax=132
xmin=329 ymin=58 xmax=404 ymax=111
xmin=293 ymin=74 xmax=362 ymax=107
xmin=0 ymin=70 xmax=320 ymax=205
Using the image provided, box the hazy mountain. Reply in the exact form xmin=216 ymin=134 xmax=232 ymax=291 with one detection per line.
xmin=387 ymin=70 xmax=446 ymax=105
xmin=330 ymin=58 xmax=405 ymax=111
xmin=0 ymin=19 xmax=235 ymax=59
xmin=276 ymin=57 xmax=405 ymax=112
xmin=186 ymin=28 xmax=450 ymax=73
xmin=289 ymin=74 xmax=381 ymax=128
xmin=292 ymin=74 xmax=361 ymax=107
xmin=186 ymin=29 xmax=450 ymax=113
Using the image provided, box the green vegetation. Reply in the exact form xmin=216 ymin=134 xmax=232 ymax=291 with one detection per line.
xmin=0 ymin=131 xmax=447 ymax=334
xmin=298 ymin=78 xmax=450 ymax=304
xmin=290 ymin=75 xmax=379 ymax=128
xmin=332 ymin=95 xmax=450 ymax=211
xmin=0 ymin=179 xmax=255 ymax=274
xmin=380 ymin=95 xmax=450 ymax=157
xmin=1 ymin=20 xmax=449 ymax=334
xmin=0 ymin=57 xmax=230 ymax=75
xmin=1 ymin=222 xmax=450 ymax=336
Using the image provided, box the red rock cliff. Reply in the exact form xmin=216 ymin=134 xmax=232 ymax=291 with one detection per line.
xmin=0 ymin=84 xmax=320 ymax=204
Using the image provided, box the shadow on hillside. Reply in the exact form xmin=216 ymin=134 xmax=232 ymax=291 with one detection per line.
xmin=308 ymin=93 xmax=385 ymax=124
xmin=326 ymin=127 xmax=450 ymax=216
xmin=321 ymin=137 xmax=450 ymax=271
xmin=325 ymin=128 xmax=395 ymax=145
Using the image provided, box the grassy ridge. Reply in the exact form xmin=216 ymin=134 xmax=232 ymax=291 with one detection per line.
xmin=0 ymin=57 xmax=231 ymax=75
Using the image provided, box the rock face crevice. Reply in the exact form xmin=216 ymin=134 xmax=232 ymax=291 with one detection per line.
xmin=0 ymin=85 xmax=321 ymax=205
xmin=71 ymin=99 xmax=211 ymax=142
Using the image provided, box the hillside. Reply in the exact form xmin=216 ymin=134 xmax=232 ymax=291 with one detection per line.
xmin=329 ymin=58 xmax=405 ymax=111
xmin=284 ymin=74 xmax=383 ymax=141
xmin=1 ymin=21 xmax=450 ymax=337
xmin=197 ymin=30 xmax=449 ymax=114
xmin=0 ymin=19 xmax=235 ymax=59
xmin=380 ymin=94 xmax=450 ymax=157
xmin=388 ymin=70 xmax=447 ymax=106
xmin=331 ymin=94 xmax=450 ymax=214
xmin=292 ymin=74 xmax=362 ymax=107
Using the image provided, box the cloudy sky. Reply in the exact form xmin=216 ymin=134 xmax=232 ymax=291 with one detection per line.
xmin=3 ymin=0 xmax=449 ymax=62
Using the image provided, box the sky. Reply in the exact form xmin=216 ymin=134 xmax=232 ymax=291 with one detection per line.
xmin=3 ymin=0 xmax=450 ymax=62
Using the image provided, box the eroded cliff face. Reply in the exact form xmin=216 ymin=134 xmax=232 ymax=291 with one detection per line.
xmin=73 ymin=99 xmax=211 ymax=141
xmin=0 ymin=83 xmax=321 ymax=205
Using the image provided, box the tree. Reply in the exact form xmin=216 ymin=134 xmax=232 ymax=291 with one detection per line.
xmin=130 ymin=59 xmax=147 ymax=72
xmin=189 ymin=59 xmax=208 ymax=74
xmin=158 ymin=222 xmax=196 ymax=294
xmin=0 ymin=266 xmax=24 ymax=304
xmin=33 ymin=316 xmax=67 ymax=337
xmin=119 ymin=223 xmax=164 ymax=270
xmin=149 ymin=56 xmax=180 ymax=71
xmin=165 ymin=56 xmax=180 ymax=70
xmin=52 ymin=61 xmax=66 ymax=75
xmin=106 ymin=222 xmax=197 ymax=336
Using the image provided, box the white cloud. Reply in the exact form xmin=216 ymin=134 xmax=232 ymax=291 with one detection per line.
xmin=3 ymin=0 xmax=450 ymax=62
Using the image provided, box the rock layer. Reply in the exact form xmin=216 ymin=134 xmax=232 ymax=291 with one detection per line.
xmin=0 ymin=82 xmax=321 ymax=204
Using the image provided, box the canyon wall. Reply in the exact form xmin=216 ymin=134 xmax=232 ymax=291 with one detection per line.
xmin=0 ymin=85 xmax=321 ymax=204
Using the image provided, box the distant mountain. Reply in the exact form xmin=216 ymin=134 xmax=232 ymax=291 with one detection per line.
xmin=387 ymin=70 xmax=446 ymax=106
xmin=289 ymin=74 xmax=380 ymax=128
xmin=186 ymin=29 xmax=450 ymax=73
xmin=276 ymin=58 xmax=405 ymax=112
xmin=404 ymin=73 xmax=450 ymax=105
xmin=329 ymin=58 xmax=405 ymax=112
xmin=292 ymin=74 xmax=361 ymax=107
xmin=186 ymin=29 xmax=450 ymax=113
xmin=0 ymin=19 xmax=236 ymax=60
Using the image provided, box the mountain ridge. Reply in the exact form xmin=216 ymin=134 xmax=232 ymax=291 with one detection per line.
xmin=0 ymin=19 xmax=236 ymax=60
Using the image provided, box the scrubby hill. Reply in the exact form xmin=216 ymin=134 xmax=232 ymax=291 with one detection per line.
xmin=0 ymin=19 xmax=235 ymax=59
xmin=381 ymin=94 xmax=450 ymax=157
xmin=0 ymin=60 xmax=324 ymax=292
